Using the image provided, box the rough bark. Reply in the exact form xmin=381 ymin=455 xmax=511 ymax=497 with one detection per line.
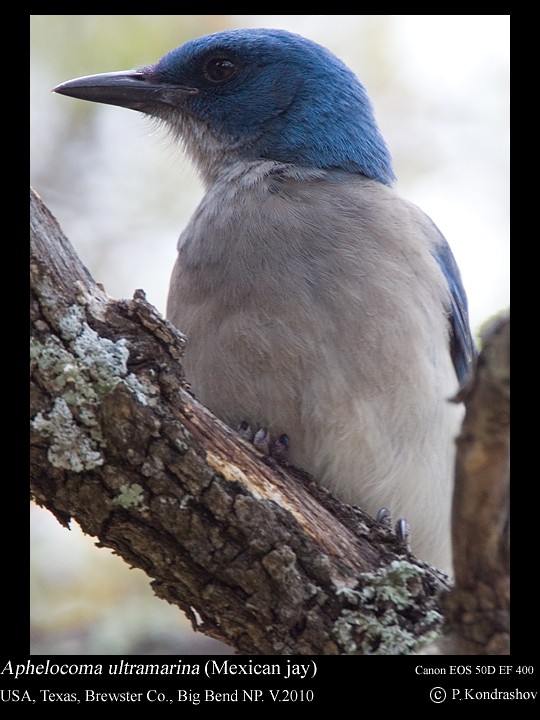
xmin=30 ymin=187 xmax=508 ymax=655
xmin=441 ymin=315 xmax=510 ymax=654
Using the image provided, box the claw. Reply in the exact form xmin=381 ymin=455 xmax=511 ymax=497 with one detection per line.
xmin=376 ymin=507 xmax=393 ymax=530
xmin=253 ymin=427 xmax=271 ymax=454
xmin=377 ymin=509 xmax=411 ymax=553
xmin=395 ymin=517 xmax=411 ymax=551
xmin=270 ymin=433 xmax=290 ymax=462
xmin=237 ymin=420 xmax=253 ymax=441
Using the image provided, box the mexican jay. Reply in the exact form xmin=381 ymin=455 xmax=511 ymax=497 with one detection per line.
xmin=54 ymin=28 xmax=476 ymax=572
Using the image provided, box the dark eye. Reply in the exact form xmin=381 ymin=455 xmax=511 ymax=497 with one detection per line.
xmin=203 ymin=57 xmax=237 ymax=83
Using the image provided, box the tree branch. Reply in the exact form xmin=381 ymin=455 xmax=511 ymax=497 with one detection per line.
xmin=441 ymin=315 xmax=510 ymax=654
xmin=30 ymin=187 xmax=507 ymax=655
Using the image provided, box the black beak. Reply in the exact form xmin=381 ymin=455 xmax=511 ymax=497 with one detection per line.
xmin=53 ymin=70 xmax=197 ymax=112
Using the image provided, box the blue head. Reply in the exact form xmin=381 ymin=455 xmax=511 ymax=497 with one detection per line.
xmin=54 ymin=28 xmax=395 ymax=185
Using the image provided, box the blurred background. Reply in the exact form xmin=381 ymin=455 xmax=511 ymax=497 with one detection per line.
xmin=30 ymin=14 xmax=509 ymax=654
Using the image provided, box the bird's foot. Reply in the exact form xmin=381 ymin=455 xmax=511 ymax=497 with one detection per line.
xmin=237 ymin=421 xmax=290 ymax=462
xmin=376 ymin=507 xmax=411 ymax=553
xmin=395 ymin=517 xmax=411 ymax=553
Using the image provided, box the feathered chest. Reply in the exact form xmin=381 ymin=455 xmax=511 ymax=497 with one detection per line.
xmin=166 ymin=164 xmax=451 ymax=376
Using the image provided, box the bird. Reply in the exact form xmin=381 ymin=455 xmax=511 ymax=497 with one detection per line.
xmin=53 ymin=28 xmax=476 ymax=573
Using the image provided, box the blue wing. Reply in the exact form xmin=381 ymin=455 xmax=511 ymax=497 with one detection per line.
xmin=431 ymin=235 xmax=476 ymax=383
